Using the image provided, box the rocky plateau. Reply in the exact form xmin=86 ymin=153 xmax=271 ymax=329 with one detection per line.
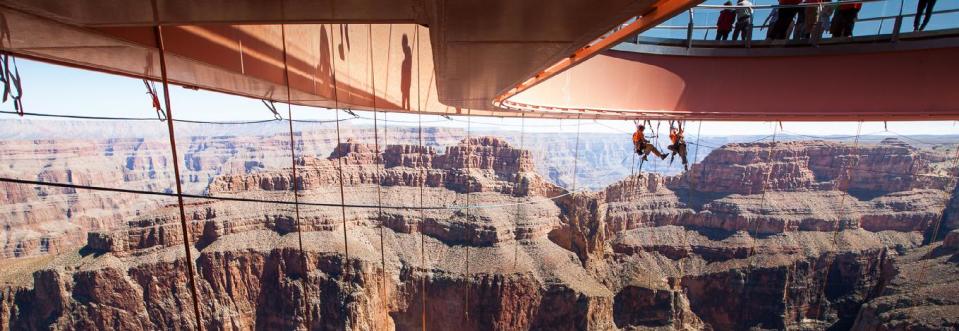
xmin=1 ymin=120 xmax=958 ymax=330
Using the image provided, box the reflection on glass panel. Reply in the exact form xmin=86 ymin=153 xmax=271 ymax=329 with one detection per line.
xmin=4 ymin=26 xmax=959 ymax=331
xmin=628 ymin=0 xmax=959 ymax=48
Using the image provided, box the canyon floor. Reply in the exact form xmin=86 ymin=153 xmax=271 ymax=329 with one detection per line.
xmin=2 ymin=124 xmax=958 ymax=330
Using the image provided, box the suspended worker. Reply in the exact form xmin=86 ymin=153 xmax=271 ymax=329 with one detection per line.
xmin=667 ymin=125 xmax=689 ymax=171
xmin=633 ymin=124 xmax=667 ymax=161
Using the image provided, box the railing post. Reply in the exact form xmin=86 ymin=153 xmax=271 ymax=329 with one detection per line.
xmin=686 ymin=8 xmax=695 ymax=48
xmin=892 ymin=16 xmax=902 ymax=41
xmin=892 ymin=0 xmax=905 ymax=42
xmin=811 ymin=3 xmax=823 ymax=47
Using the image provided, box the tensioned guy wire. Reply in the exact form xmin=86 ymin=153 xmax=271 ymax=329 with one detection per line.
xmin=280 ymin=23 xmax=312 ymax=329
xmin=368 ymin=23 xmax=389 ymax=305
xmin=0 ymin=110 xmax=353 ymax=124
xmin=414 ymin=25 xmax=429 ymax=331
xmin=150 ymin=13 xmax=205 ymax=330
xmin=331 ymin=24 xmax=352 ymax=273
xmin=463 ymin=106 xmax=473 ymax=322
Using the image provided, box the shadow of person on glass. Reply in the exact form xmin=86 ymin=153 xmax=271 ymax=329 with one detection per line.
xmin=400 ymin=34 xmax=412 ymax=110
xmin=338 ymin=24 xmax=351 ymax=60
xmin=318 ymin=25 xmax=335 ymax=99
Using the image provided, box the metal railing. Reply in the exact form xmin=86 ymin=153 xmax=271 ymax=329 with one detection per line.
xmin=624 ymin=0 xmax=959 ymax=48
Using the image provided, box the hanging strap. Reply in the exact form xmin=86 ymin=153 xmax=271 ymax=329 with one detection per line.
xmin=143 ymin=79 xmax=166 ymax=121
xmin=261 ymin=99 xmax=282 ymax=120
xmin=0 ymin=53 xmax=23 ymax=116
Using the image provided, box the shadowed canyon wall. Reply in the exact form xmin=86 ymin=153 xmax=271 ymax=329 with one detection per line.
xmin=2 ymin=128 xmax=958 ymax=330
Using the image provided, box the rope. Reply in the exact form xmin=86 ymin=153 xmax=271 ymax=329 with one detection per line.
xmin=833 ymin=121 xmax=863 ymax=243
xmin=355 ymin=114 xmax=446 ymax=124
xmin=0 ymin=177 xmax=450 ymax=209
xmin=927 ymin=143 xmax=959 ymax=245
xmin=331 ymin=24 xmax=351 ymax=273
xmin=261 ymin=99 xmax=282 ymax=120
xmin=415 ymin=25 xmax=429 ymax=331
xmin=281 ymin=24 xmax=311 ymax=329
xmin=0 ymin=110 xmax=352 ymax=124
xmin=684 ymin=120 xmax=703 ymax=206
xmin=151 ymin=19 xmax=205 ymax=330
xmin=0 ymin=51 xmax=24 ymax=115
xmin=815 ymin=121 xmax=863 ymax=321
xmin=740 ymin=121 xmax=778 ymax=326
xmin=628 ymin=141 xmax=638 ymax=206
xmin=759 ymin=123 xmax=779 ymax=212
xmin=567 ymin=114 xmax=583 ymax=258
xmin=367 ymin=23 xmax=389 ymax=305
xmin=463 ymin=107 xmax=472 ymax=322
xmin=142 ymin=79 xmax=166 ymax=121
xmin=512 ymin=112 xmax=526 ymax=271
xmin=572 ymin=114 xmax=582 ymax=192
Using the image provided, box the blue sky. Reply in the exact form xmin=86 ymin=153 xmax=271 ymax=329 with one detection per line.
xmin=645 ymin=0 xmax=959 ymax=39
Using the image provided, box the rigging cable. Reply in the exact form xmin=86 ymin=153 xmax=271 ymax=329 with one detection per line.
xmin=628 ymin=122 xmax=638 ymax=205
xmin=512 ymin=113 xmax=526 ymax=271
xmin=833 ymin=121 xmax=863 ymax=243
xmin=0 ymin=177 xmax=450 ymax=209
xmin=281 ymin=24 xmax=312 ymax=328
xmin=142 ymin=79 xmax=166 ymax=121
xmin=150 ymin=12 xmax=205 ymax=330
xmin=331 ymin=24 xmax=351 ymax=275
xmin=0 ymin=109 xmax=351 ymax=124
xmin=463 ymin=107 xmax=473 ymax=322
xmin=686 ymin=121 xmax=703 ymax=203
xmin=817 ymin=121 xmax=863 ymax=321
xmin=368 ymin=23 xmax=389 ymax=305
xmin=913 ymin=140 xmax=959 ymax=306
xmin=929 ymin=144 xmax=959 ymax=245
xmin=0 ymin=49 xmax=24 ymax=115
xmin=676 ymin=120 xmax=703 ymax=287
xmin=414 ymin=25 xmax=429 ymax=331
xmin=568 ymin=114 xmax=583 ymax=254
xmin=0 ymin=173 xmax=582 ymax=210
xmin=573 ymin=114 xmax=582 ymax=192
xmin=740 ymin=121 xmax=778 ymax=326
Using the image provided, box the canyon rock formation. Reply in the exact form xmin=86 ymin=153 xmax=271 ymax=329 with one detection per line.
xmin=1 ymin=130 xmax=958 ymax=330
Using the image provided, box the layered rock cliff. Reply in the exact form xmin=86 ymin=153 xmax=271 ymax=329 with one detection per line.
xmin=1 ymin=135 xmax=957 ymax=330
